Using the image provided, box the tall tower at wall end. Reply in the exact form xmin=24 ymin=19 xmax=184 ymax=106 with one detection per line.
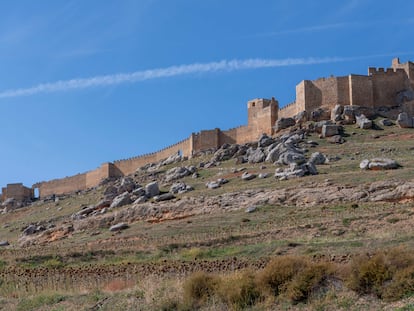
xmin=247 ymin=97 xmax=279 ymax=136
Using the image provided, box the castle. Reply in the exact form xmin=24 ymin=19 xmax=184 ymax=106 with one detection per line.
xmin=2 ymin=57 xmax=414 ymax=201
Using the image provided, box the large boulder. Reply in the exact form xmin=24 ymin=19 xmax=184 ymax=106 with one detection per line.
xmin=247 ymin=148 xmax=266 ymax=163
xmin=110 ymin=192 xmax=132 ymax=209
xmin=161 ymin=152 xmax=182 ymax=166
xmin=212 ymin=144 xmax=240 ymax=162
xmin=118 ymin=177 xmax=136 ymax=193
xmin=277 ymin=151 xmax=306 ymax=165
xmin=322 ymin=124 xmax=340 ymax=137
xmin=331 ymin=105 xmax=343 ymax=122
xmin=165 ymin=166 xmax=193 ymax=182
xmin=258 ymin=134 xmax=275 ymax=148
xmin=145 ymin=181 xmax=160 ymax=198
xmin=397 ymin=112 xmax=414 ymax=128
xmin=274 ymin=118 xmax=296 ymax=132
xmin=154 ymin=193 xmax=175 ymax=202
xmin=360 ymin=158 xmax=400 ymax=170
xmin=275 ymin=162 xmax=318 ymax=180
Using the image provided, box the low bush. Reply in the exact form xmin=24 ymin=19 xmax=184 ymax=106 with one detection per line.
xmin=182 ymin=271 xmax=219 ymax=308
xmin=286 ymin=263 xmax=334 ymax=303
xmin=256 ymin=256 xmax=308 ymax=296
xmin=217 ymin=270 xmax=261 ymax=310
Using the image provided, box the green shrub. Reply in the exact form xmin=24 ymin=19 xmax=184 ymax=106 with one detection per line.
xmin=217 ymin=270 xmax=261 ymax=310
xmin=182 ymin=271 xmax=218 ymax=308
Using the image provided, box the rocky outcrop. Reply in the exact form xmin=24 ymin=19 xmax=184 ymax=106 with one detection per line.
xmin=356 ymin=114 xmax=372 ymax=129
xmin=397 ymin=112 xmax=414 ymax=128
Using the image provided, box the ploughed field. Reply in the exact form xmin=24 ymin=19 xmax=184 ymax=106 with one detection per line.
xmin=1 ymin=122 xmax=414 ymax=310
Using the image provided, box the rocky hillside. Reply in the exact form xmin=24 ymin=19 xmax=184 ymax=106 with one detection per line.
xmin=1 ymin=118 xmax=414 ymax=310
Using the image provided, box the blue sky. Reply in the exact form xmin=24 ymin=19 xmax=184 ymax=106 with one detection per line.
xmin=1 ymin=0 xmax=414 ymax=188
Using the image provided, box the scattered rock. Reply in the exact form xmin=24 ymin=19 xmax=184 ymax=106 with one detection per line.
xmin=165 ymin=166 xmax=193 ymax=182
xmin=170 ymin=182 xmax=194 ymax=194
xmin=245 ymin=206 xmax=257 ymax=213
xmin=309 ymin=152 xmax=328 ymax=165
xmin=327 ymin=135 xmax=345 ymax=144
xmin=154 ymin=193 xmax=175 ymax=202
xmin=241 ymin=172 xmax=256 ymax=181
xmin=161 ymin=152 xmax=182 ymax=166
xmin=109 ymin=222 xmax=129 ymax=232
xmin=134 ymin=196 xmax=147 ymax=204
xmin=22 ymin=224 xmax=37 ymax=236
xmin=258 ymin=173 xmax=269 ymax=179
xmin=0 ymin=241 xmax=9 ymax=247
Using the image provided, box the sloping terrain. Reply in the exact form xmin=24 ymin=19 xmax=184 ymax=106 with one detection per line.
xmin=1 ymin=121 xmax=414 ymax=310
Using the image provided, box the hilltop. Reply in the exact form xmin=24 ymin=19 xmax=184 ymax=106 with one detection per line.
xmin=0 ymin=119 xmax=414 ymax=310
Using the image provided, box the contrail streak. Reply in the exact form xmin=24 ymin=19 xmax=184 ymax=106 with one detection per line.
xmin=0 ymin=54 xmax=403 ymax=98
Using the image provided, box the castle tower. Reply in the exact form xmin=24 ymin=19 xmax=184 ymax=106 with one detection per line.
xmin=247 ymin=97 xmax=279 ymax=137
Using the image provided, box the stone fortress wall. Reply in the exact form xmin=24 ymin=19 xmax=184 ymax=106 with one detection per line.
xmin=3 ymin=57 xmax=414 ymax=199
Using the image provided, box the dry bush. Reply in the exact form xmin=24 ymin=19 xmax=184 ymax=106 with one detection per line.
xmin=347 ymin=253 xmax=391 ymax=297
xmin=216 ymin=270 xmax=261 ymax=310
xmin=256 ymin=256 xmax=308 ymax=297
xmin=285 ymin=262 xmax=335 ymax=303
xmin=382 ymin=265 xmax=414 ymax=301
xmin=182 ymin=271 xmax=219 ymax=308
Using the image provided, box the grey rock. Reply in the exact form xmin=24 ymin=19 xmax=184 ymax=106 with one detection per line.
xmin=247 ymin=148 xmax=266 ymax=163
xmin=356 ymin=114 xmax=372 ymax=129
xmin=322 ymin=124 xmax=340 ymax=137
xmin=170 ymin=182 xmax=194 ymax=194
xmin=165 ymin=166 xmax=192 ymax=182
xmin=331 ymin=105 xmax=343 ymax=121
xmin=379 ymin=119 xmax=393 ymax=126
xmin=161 ymin=152 xmax=182 ymax=166
xmin=206 ymin=181 xmax=220 ymax=189
xmin=295 ymin=111 xmax=307 ymax=124
xmin=0 ymin=241 xmax=9 ymax=247
xmin=368 ymin=158 xmax=400 ymax=170
xmin=217 ymin=178 xmax=229 ymax=185
xmin=258 ymin=134 xmax=275 ymax=148
xmin=118 ymin=177 xmax=136 ymax=193
xmin=134 ymin=196 xmax=147 ymax=204
xmin=277 ymin=151 xmax=306 ymax=165
xmin=309 ymin=152 xmax=327 ymax=165
xmin=109 ymin=222 xmax=129 ymax=232
xmin=145 ymin=181 xmax=160 ymax=198
xmin=245 ymin=206 xmax=257 ymax=213
xmin=241 ymin=172 xmax=257 ymax=181
xmin=110 ymin=192 xmax=132 ymax=209
xmin=397 ymin=112 xmax=414 ymax=128
xmin=154 ymin=193 xmax=175 ymax=202
xmin=313 ymin=120 xmax=333 ymax=134
xmin=22 ymin=224 xmax=37 ymax=236
xmin=274 ymin=117 xmax=296 ymax=132
xmin=132 ymin=187 xmax=146 ymax=197
xmin=327 ymin=135 xmax=345 ymax=144
xmin=258 ymin=173 xmax=269 ymax=179
xmin=359 ymin=159 xmax=370 ymax=170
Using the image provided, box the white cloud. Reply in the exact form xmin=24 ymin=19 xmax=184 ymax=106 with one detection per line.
xmin=0 ymin=54 xmax=404 ymax=99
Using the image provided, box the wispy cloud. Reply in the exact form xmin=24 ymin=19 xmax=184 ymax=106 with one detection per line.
xmin=0 ymin=54 xmax=407 ymax=99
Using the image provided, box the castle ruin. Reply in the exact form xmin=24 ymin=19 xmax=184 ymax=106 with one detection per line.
xmin=2 ymin=57 xmax=414 ymax=201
